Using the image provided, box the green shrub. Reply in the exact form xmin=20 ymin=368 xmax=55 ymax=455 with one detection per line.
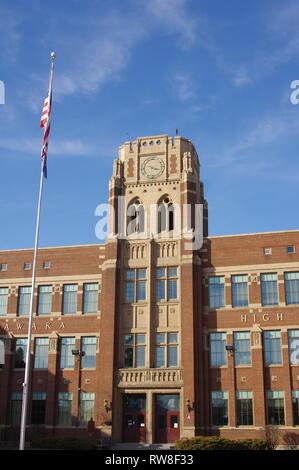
xmin=174 ymin=436 xmax=268 ymax=451
xmin=30 ymin=437 xmax=97 ymax=450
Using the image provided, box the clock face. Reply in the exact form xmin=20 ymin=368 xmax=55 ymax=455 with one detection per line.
xmin=141 ymin=157 xmax=165 ymax=179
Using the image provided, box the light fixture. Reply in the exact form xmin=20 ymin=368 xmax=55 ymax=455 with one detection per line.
xmin=104 ymin=400 xmax=111 ymax=413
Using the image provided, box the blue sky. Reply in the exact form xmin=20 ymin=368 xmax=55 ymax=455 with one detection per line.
xmin=1 ymin=0 xmax=299 ymax=250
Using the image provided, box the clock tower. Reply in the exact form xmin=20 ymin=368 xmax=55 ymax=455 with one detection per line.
xmin=99 ymin=134 xmax=208 ymax=444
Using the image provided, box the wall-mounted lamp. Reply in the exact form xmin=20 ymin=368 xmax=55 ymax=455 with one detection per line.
xmin=104 ymin=399 xmax=111 ymax=413
xmin=225 ymin=344 xmax=234 ymax=357
xmin=71 ymin=349 xmax=85 ymax=357
xmin=186 ymin=399 xmax=193 ymax=413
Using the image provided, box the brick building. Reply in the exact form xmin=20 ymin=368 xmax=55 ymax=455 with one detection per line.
xmin=0 ymin=134 xmax=299 ymax=446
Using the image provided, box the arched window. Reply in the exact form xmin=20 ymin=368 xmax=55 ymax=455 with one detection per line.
xmin=158 ymin=196 xmax=174 ymax=234
xmin=127 ymin=198 xmax=145 ymax=235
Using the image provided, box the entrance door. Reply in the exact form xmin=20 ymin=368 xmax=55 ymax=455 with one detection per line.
xmin=123 ymin=394 xmax=146 ymax=442
xmin=155 ymin=394 xmax=180 ymax=443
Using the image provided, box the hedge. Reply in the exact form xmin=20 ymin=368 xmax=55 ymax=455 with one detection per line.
xmin=30 ymin=437 xmax=97 ymax=450
xmin=174 ymin=436 xmax=268 ymax=451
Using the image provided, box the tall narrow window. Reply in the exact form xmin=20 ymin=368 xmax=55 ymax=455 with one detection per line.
xmin=79 ymin=392 xmax=95 ymax=426
xmin=288 ymin=330 xmax=299 ymax=365
xmin=125 ymin=269 xmax=147 ymax=303
xmin=57 ymin=392 xmax=73 ymax=426
xmin=124 ymin=334 xmax=146 ymax=368
xmin=264 ymin=331 xmax=282 ymax=365
xmin=10 ymin=393 xmax=22 ymax=425
xmin=37 ymin=285 xmax=52 ymax=315
xmin=261 ymin=274 xmax=278 ymax=306
xmin=0 ymin=287 xmax=8 ymax=315
xmin=83 ymin=283 xmax=98 ymax=313
xmin=208 ymin=277 xmax=225 ymax=309
xmin=211 ymin=391 xmax=228 ymax=426
xmin=266 ymin=390 xmax=285 ymax=425
xmin=285 ymin=272 xmax=299 ymax=305
xmin=231 ymin=275 xmax=248 ymax=307
xmin=156 ymin=267 xmax=178 ymax=301
xmin=34 ymin=338 xmax=49 ymax=369
xmin=81 ymin=336 xmax=96 ymax=368
xmin=158 ymin=196 xmax=174 ymax=233
xmin=236 ymin=391 xmax=253 ymax=426
xmin=60 ymin=337 xmax=75 ymax=369
xmin=155 ymin=333 xmax=178 ymax=367
xmin=210 ymin=333 xmax=227 ymax=367
xmin=234 ymin=332 xmax=251 ymax=365
xmin=127 ymin=199 xmax=145 ymax=235
xmin=17 ymin=286 xmax=32 ymax=316
xmin=14 ymin=338 xmax=27 ymax=369
xmin=62 ymin=284 xmax=77 ymax=314
xmin=31 ymin=392 xmax=46 ymax=425
xmin=292 ymin=390 xmax=299 ymax=426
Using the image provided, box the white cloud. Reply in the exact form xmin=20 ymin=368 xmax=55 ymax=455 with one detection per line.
xmin=172 ymin=73 xmax=198 ymax=102
xmin=0 ymin=136 xmax=95 ymax=157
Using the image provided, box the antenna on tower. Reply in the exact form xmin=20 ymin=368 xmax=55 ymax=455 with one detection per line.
xmin=175 ymin=128 xmax=179 ymax=136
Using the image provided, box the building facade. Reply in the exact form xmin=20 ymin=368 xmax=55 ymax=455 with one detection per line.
xmin=0 ymin=134 xmax=299 ymax=445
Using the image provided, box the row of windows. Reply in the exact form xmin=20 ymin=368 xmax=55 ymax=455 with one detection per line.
xmin=0 ymin=283 xmax=99 ymax=316
xmin=211 ymin=390 xmax=299 ymax=427
xmin=10 ymin=333 xmax=179 ymax=370
xmin=10 ymin=392 xmax=94 ymax=426
xmin=124 ymin=332 xmax=178 ymax=368
xmin=208 ymin=272 xmax=299 ymax=308
xmin=13 ymin=337 xmax=97 ymax=370
xmin=124 ymin=268 xmax=178 ymax=303
xmin=0 ymin=261 xmax=51 ymax=272
xmin=209 ymin=330 xmax=299 ymax=367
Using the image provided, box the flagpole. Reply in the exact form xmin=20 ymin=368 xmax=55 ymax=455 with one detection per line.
xmin=19 ymin=52 xmax=56 ymax=451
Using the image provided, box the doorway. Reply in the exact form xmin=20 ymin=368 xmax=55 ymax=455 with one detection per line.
xmin=155 ymin=394 xmax=180 ymax=443
xmin=123 ymin=393 xmax=146 ymax=442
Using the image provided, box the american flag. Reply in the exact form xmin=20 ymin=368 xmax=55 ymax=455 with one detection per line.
xmin=40 ymin=89 xmax=52 ymax=178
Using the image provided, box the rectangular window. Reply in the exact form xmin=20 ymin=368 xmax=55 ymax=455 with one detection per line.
xmin=285 ymin=272 xmax=299 ymax=305
xmin=292 ymin=390 xmax=299 ymax=426
xmin=125 ymin=269 xmax=147 ymax=303
xmin=24 ymin=263 xmax=31 ymax=270
xmin=0 ymin=287 xmax=8 ymax=315
xmin=62 ymin=284 xmax=78 ymax=314
xmin=210 ymin=333 xmax=227 ymax=367
xmin=81 ymin=336 xmax=96 ymax=368
xmin=83 ymin=283 xmax=98 ymax=313
xmin=234 ymin=332 xmax=251 ymax=365
xmin=17 ymin=286 xmax=31 ymax=316
xmin=261 ymin=274 xmax=278 ymax=306
xmin=124 ymin=333 xmax=146 ymax=368
xmin=236 ymin=391 xmax=253 ymax=426
xmin=156 ymin=267 xmax=178 ymax=301
xmin=264 ymin=331 xmax=282 ymax=365
xmin=10 ymin=392 xmax=22 ymax=425
xmin=79 ymin=392 xmax=95 ymax=426
xmin=266 ymin=390 xmax=285 ymax=425
xmin=155 ymin=333 xmax=178 ymax=368
xmin=43 ymin=261 xmax=51 ymax=269
xmin=231 ymin=275 xmax=248 ymax=307
xmin=31 ymin=392 xmax=46 ymax=425
xmin=211 ymin=391 xmax=228 ymax=426
xmin=208 ymin=276 xmax=225 ymax=309
xmin=287 ymin=246 xmax=296 ymax=254
xmin=0 ymin=264 xmax=7 ymax=271
xmin=37 ymin=285 xmax=52 ymax=315
xmin=34 ymin=338 xmax=49 ymax=369
xmin=60 ymin=337 xmax=75 ymax=369
xmin=15 ymin=338 xmax=27 ymax=368
xmin=288 ymin=330 xmax=299 ymax=365
xmin=57 ymin=392 xmax=73 ymax=426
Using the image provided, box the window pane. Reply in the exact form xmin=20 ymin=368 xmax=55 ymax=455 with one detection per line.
xmin=18 ymin=287 xmax=32 ymax=316
xmin=125 ymin=282 xmax=134 ymax=302
xmin=0 ymin=287 xmax=8 ymax=315
xmin=137 ymin=281 xmax=146 ymax=301
xmin=234 ymin=332 xmax=251 ymax=365
xmin=264 ymin=331 xmax=282 ymax=365
xmin=60 ymin=337 xmax=75 ymax=368
xmin=288 ymin=331 xmax=299 ymax=365
xmin=63 ymin=285 xmax=77 ymax=314
xmin=57 ymin=392 xmax=73 ymax=426
xmin=83 ymin=283 xmax=98 ymax=314
xmin=209 ymin=277 xmax=225 ymax=309
xmin=38 ymin=286 xmax=52 ymax=315
xmin=232 ymin=276 xmax=248 ymax=307
xmin=81 ymin=337 xmax=96 ymax=368
xmin=285 ymin=273 xmax=299 ymax=305
xmin=34 ymin=338 xmax=49 ymax=369
xmin=210 ymin=333 xmax=227 ymax=366
xmin=261 ymin=274 xmax=278 ymax=306
xmin=79 ymin=392 xmax=95 ymax=426
xmin=168 ymin=279 xmax=177 ymax=299
xmin=136 ymin=346 xmax=145 ymax=367
xmin=156 ymin=280 xmax=165 ymax=301
xmin=15 ymin=339 xmax=27 ymax=368
xmin=156 ymin=346 xmax=165 ymax=367
xmin=168 ymin=345 xmax=177 ymax=367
